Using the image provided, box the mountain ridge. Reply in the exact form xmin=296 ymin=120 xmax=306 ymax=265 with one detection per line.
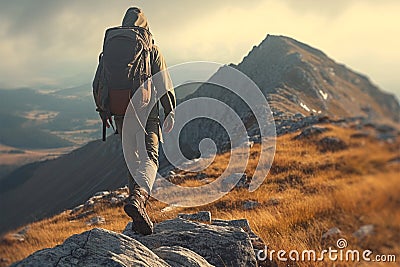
xmin=232 ymin=34 xmax=399 ymax=121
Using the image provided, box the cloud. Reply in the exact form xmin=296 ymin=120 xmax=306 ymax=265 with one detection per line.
xmin=0 ymin=0 xmax=399 ymax=99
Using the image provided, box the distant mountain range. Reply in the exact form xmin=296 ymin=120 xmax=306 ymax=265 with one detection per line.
xmin=0 ymin=86 xmax=99 ymax=149
xmin=0 ymin=35 xmax=399 ymax=234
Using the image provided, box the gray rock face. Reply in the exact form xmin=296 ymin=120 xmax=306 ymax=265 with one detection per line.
xmin=178 ymin=211 xmax=212 ymax=223
xmin=123 ymin=218 xmax=257 ymax=267
xmin=13 ymin=216 xmax=260 ymax=267
xmin=153 ymin=246 xmax=214 ymax=267
xmin=12 ymin=228 xmax=170 ymax=267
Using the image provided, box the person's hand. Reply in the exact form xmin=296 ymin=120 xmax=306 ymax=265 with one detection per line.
xmin=105 ymin=117 xmax=113 ymax=128
xmin=99 ymin=111 xmax=113 ymax=128
xmin=163 ymin=114 xmax=174 ymax=133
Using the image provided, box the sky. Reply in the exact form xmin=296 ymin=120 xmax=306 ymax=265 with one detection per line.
xmin=0 ymin=0 xmax=399 ymax=99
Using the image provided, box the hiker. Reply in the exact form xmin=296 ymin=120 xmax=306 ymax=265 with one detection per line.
xmin=93 ymin=7 xmax=176 ymax=235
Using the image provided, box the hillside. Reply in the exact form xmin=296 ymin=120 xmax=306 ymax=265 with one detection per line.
xmin=0 ymin=88 xmax=100 ymax=149
xmin=1 ymin=35 xmax=399 ymax=236
xmin=0 ymin=123 xmax=399 ymax=266
xmin=177 ymin=35 xmax=399 ymax=156
xmin=0 ymin=135 xmax=126 ymax=234
xmin=235 ymin=35 xmax=399 ymax=121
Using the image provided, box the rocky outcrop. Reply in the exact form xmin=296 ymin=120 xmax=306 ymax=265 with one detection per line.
xmin=123 ymin=218 xmax=257 ymax=267
xmin=235 ymin=35 xmax=400 ymax=122
xmin=12 ymin=214 xmax=262 ymax=267
xmin=12 ymin=228 xmax=171 ymax=267
xmin=177 ymin=35 xmax=399 ymax=157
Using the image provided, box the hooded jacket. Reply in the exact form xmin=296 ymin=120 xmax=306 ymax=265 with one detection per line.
xmin=93 ymin=7 xmax=176 ymax=122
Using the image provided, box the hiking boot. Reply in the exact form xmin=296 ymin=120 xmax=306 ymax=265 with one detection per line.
xmin=124 ymin=187 xmax=153 ymax=235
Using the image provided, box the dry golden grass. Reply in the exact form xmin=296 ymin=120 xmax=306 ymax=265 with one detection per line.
xmin=1 ymin=124 xmax=399 ymax=266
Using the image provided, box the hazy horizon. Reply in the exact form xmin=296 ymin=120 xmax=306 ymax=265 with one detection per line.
xmin=0 ymin=0 xmax=399 ymax=99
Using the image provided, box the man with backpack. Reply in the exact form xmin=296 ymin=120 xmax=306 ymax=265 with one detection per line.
xmin=93 ymin=7 xmax=176 ymax=235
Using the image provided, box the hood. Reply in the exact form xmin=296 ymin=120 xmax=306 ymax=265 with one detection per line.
xmin=122 ymin=7 xmax=149 ymax=30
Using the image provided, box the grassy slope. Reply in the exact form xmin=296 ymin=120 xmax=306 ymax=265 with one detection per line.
xmin=0 ymin=124 xmax=399 ymax=266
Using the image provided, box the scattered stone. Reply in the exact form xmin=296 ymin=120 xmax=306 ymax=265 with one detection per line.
xmin=318 ymin=137 xmax=348 ymax=152
xmin=249 ymin=134 xmax=261 ymax=143
xmin=123 ymin=218 xmax=257 ymax=267
xmin=353 ymin=224 xmax=374 ymax=239
xmin=242 ymin=140 xmax=255 ymax=148
xmin=200 ymin=178 xmax=214 ymax=184
xmin=377 ymin=133 xmax=397 ymax=142
xmin=388 ymin=157 xmax=400 ymax=164
xmin=294 ymin=126 xmax=329 ymax=140
xmin=266 ymin=198 xmax=280 ymax=206
xmin=116 ymin=193 xmax=128 ymax=200
xmin=70 ymin=204 xmax=84 ymax=215
xmin=168 ymin=173 xmax=185 ymax=184
xmin=195 ymin=173 xmax=207 ymax=180
xmin=84 ymin=199 xmax=95 ymax=208
xmin=93 ymin=191 xmax=110 ymax=197
xmin=10 ymin=233 xmax=25 ymax=242
xmin=109 ymin=197 xmax=119 ymax=205
xmin=17 ymin=226 xmax=30 ymax=236
xmin=374 ymin=124 xmax=396 ymax=133
xmin=0 ymin=258 xmax=9 ymax=264
xmin=153 ymin=246 xmax=214 ymax=267
xmin=86 ymin=216 xmax=105 ymax=226
xmin=221 ymin=173 xmax=252 ymax=191
xmin=350 ymin=132 xmax=369 ymax=139
xmin=243 ymin=200 xmax=261 ymax=210
xmin=161 ymin=205 xmax=176 ymax=213
xmin=178 ymin=211 xmax=212 ymax=224
xmin=322 ymin=227 xmax=342 ymax=239
xmin=70 ymin=210 xmax=95 ymax=221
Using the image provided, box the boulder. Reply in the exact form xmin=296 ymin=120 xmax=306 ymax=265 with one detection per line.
xmin=14 ymin=216 xmax=259 ymax=267
xmin=12 ymin=228 xmax=170 ymax=267
xmin=153 ymin=246 xmax=214 ymax=267
xmin=123 ymin=218 xmax=257 ymax=267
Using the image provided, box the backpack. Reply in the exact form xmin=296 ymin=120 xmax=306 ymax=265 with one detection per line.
xmin=93 ymin=26 xmax=153 ymax=140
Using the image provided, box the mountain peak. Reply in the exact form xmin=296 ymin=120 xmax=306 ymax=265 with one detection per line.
xmin=234 ymin=35 xmax=399 ymax=121
xmin=263 ymin=35 xmax=327 ymax=57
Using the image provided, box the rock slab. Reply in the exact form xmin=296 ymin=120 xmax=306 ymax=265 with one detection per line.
xmin=123 ymin=218 xmax=257 ymax=267
xmin=12 ymin=217 xmax=258 ymax=267
xmin=12 ymin=228 xmax=170 ymax=267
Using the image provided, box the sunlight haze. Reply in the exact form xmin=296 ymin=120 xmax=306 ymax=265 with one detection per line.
xmin=0 ymin=0 xmax=399 ymax=98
